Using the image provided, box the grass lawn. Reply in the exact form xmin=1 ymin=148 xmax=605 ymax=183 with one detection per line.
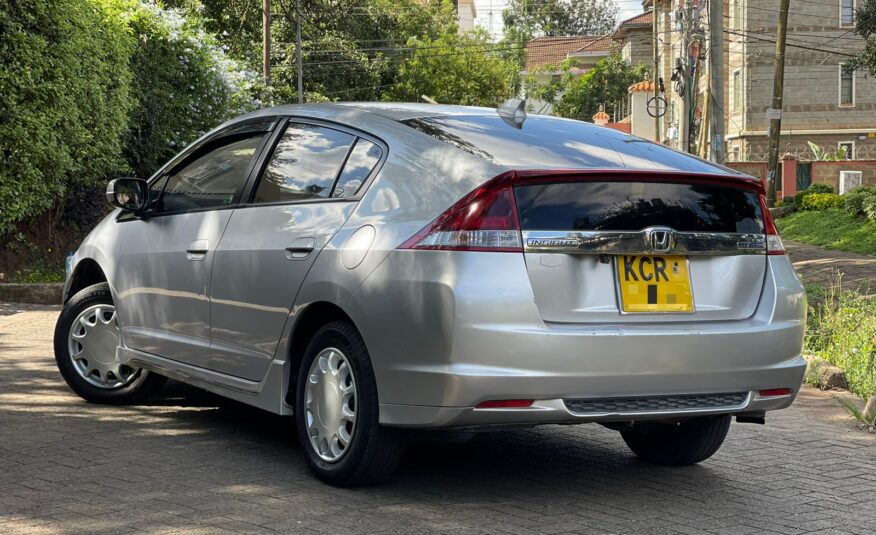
xmin=776 ymin=208 xmax=876 ymax=256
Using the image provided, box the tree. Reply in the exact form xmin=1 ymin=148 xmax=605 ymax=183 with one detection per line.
xmin=168 ymin=0 xmax=458 ymax=102
xmin=500 ymin=0 xmax=618 ymax=77
xmin=387 ymin=30 xmax=517 ymax=106
xmin=551 ymin=55 xmax=648 ymax=121
xmin=849 ymin=0 xmax=876 ymax=75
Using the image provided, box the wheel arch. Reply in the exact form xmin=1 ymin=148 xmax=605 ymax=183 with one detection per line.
xmin=284 ymin=301 xmax=359 ymax=406
xmin=64 ymin=258 xmax=108 ymax=303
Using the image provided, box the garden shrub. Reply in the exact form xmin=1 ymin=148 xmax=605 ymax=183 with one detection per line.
xmin=794 ymin=182 xmax=834 ymax=205
xmin=864 ymin=193 xmax=876 ymax=222
xmin=98 ymin=0 xmax=259 ymax=179
xmin=845 ymin=185 xmax=876 ymax=219
xmin=0 ymin=0 xmax=133 ymax=235
xmin=801 ymin=193 xmax=844 ymax=211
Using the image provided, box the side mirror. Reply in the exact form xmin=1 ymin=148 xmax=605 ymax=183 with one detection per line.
xmin=106 ymin=178 xmax=149 ymax=213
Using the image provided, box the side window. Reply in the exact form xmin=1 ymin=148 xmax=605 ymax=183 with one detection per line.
xmin=333 ymin=139 xmax=382 ymax=198
xmin=253 ymin=123 xmax=355 ymax=203
xmin=158 ymin=135 xmax=263 ymax=214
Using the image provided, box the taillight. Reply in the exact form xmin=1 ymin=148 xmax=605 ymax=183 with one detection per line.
xmin=760 ymin=195 xmax=785 ymax=255
xmin=399 ymin=173 xmax=522 ymax=252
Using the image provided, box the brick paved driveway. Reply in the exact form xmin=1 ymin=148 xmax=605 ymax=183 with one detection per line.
xmin=1 ymin=307 xmax=875 ymax=535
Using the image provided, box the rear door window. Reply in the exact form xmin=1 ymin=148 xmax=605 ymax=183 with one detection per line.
xmin=253 ymin=123 xmax=355 ymax=203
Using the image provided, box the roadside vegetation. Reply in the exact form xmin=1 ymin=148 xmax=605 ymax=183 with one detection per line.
xmin=775 ymin=184 xmax=876 ymax=256
xmin=804 ymin=276 xmax=876 ymax=400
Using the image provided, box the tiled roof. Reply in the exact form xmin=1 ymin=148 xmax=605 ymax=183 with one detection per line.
xmin=619 ymin=11 xmax=653 ymax=27
xmin=628 ymin=80 xmax=655 ymax=93
xmin=575 ymin=34 xmax=613 ymax=53
xmin=613 ymin=11 xmax=653 ymax=40
xmin=525 ymin=36 xmax=606 ymax=71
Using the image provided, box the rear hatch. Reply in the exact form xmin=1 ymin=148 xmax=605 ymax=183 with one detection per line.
xmin=515 ymin=174 xmax=768 ymax=323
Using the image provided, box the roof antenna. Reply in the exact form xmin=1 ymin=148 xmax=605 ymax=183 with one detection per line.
xmin=498 ymin=98 xmax=526 ymax=129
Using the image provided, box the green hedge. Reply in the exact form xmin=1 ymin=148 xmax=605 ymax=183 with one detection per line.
xmin=106 ymin=0 xmax=258 ymax=179
xmin=794 ymin=182 xmax=834 ymax=206
xmin=0 ymin=0 xmax=133 ymax=234
xmin=0 ymin=0 xmax=257 ymax=237
xmin=801 ymin=192 xmax=844 ymax=211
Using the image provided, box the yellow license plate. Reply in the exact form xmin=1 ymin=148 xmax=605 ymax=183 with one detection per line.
xmin=617 ymin=255 xmax=693 ymax=313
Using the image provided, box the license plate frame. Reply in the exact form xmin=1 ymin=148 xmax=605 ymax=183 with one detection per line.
xmin=615 ymin=255 xmax=694 ymax=314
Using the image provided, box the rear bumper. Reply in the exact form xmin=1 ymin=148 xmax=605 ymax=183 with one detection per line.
xmin=351 ymin=251 xmax=807 ymax=428
xmin=380 ymin=385 xmax=801 ymax=429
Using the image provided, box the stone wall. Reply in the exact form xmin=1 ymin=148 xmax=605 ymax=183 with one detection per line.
xmin=726 ymin=162 xmax=768 ymax=182
xmin=811 ymin=161 xmax=876 ymax=191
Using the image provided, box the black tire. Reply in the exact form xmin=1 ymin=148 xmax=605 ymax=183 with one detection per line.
xmin=294 ymin=320 xmax=405 ymax=486
xmin=620 ymin=415 xmax=731 ymax=465
xmin=54 ymin=282 xmax=166 ymax=404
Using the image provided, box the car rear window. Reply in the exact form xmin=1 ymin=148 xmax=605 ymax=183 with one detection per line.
xmin=401 ymin=115 xmax=728 ymax=174
xmin=514 ymin=181 xmax=764 ymax=233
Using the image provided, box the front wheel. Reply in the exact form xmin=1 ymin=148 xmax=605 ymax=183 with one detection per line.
xmin=295 ymin=320 xmax=405 ymax=486
xmin=54 ymin=282 xmax=165 ymax=404
xmin=620 ymin=415 xmax=731 ymax=465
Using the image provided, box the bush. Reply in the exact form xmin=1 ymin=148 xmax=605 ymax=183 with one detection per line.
xmin=770 ymin=204 xmax=798 ymax=218
xmin=864 ymin=194 xmax=876 ymax=222
xmin=98 ymin=0 xmax=259 ymax=179
xmin=844 ymin=185 xmax=876 ymax=219
xmin=805 ymin=277 xmax=876 ymax=399
xmin=0 ymin=0 xmax=133 ymax=235
xmin=801 ymin=193 xmax=844 ymax=211
xmin=794 ymin=182 xmax=834 ymax=205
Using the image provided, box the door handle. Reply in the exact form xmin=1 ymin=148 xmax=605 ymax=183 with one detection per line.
xmin=285 ymin=238 xmax=317 ymax=260
xmin=186 ymin=239 xmax=209 ymax=261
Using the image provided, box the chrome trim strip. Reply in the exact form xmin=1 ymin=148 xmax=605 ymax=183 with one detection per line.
xmin=522 ymin=230 xmax=766 ymax=255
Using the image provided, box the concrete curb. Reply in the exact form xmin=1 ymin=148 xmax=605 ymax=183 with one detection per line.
xmin=0 ymin=283 xmax=63 ymax=305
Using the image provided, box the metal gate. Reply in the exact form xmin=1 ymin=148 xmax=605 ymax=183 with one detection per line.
xmin=796 ymin=162 xmax=812 ymax=191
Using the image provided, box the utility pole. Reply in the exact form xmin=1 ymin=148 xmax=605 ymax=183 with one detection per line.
xmin=652 ymin=4 xmax=660 ymax=141
xmin=681 ymin=1 xmax=692 ymax=153
xmin=262 ymin=0 xmax=270 ymax=85
xmin=296 ymin=0 xmax=303 ymax=104
xmin=708 ymin=0 xmax=724 ymax=163
xmin=766 ymin=0 xmax=790 ymax=205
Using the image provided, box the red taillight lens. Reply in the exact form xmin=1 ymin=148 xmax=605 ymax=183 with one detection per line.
xmin=475 ymin=399 xmax=534 ymax=409
xmin=399 ymin=173 xmax=522 ymax=252
xmin=759 ymin=195 xmax=785 ymax=255
xmin=758 ymin=388 xmax=792 ymax=397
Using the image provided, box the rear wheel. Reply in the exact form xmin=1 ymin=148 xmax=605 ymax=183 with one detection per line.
xmin=294 ymin=320 xmax=405 ymax=486
xmin=620 ymin=415 xmax=731 ymax=465
xmin=54 ymin=282 xmax=165 ymax=404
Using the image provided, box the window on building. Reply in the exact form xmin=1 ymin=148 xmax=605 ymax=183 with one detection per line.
xmin=839 ymin=64 xmax=855 ymax=106
xmin=840 ymin=0 xmax=855 ymax=27
xmin=732 ymin=69 xmax=742 ymax=110
xmin=838 ymin=141 xmax=855 ymax=160
xmin=731 ymin=146 xmax=742 ymax=162
xmin=733 ymin=0 xmax=743 ymax=29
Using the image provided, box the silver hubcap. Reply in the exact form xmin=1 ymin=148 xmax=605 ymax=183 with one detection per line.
xmin=305 ymin=347 xmax=357 ymax=462
xmin=67 ymin=304 xmax=139 ymax=388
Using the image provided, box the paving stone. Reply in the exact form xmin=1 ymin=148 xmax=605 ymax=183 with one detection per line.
xmin=1 ymin=307 xmax=874 ymax=534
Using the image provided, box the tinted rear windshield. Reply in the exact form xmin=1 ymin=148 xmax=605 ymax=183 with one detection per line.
xmin=514 ymin=182 xmax=764 ymax=233
xmin=402 ymin=115 xmax=728 ymax=174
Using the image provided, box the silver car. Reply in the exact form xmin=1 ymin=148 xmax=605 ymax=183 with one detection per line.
xmin=55 ymin=103 xmax=806 ymax=486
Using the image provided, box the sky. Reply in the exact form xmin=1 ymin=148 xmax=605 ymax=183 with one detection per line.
xmin=473 ymin=0 xmax=646 ymax=41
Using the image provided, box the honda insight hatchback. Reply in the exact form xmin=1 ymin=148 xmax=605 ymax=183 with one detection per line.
xmin=55 ymin=103 xmax=806 ymax=486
